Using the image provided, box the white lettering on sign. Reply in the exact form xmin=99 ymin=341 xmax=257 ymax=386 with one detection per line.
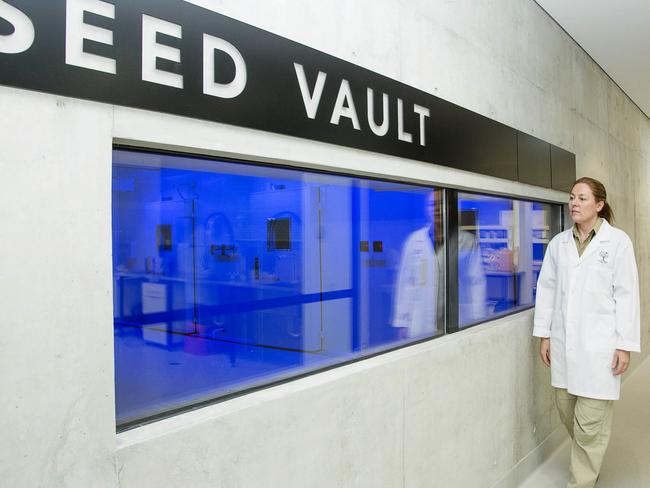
xmin=330 ymin=79 xmax=360 ymax=130
xmin=294 ymin=63 xmax=326 ymax=120
xmin=293 ymin=65 xmax=430 ymax=146
xmin=0 ymin=3 xmax=433 ymax=149
xmin=367 ymin=88 xmax=389 ymax=137
xmin=203 ymin=34 xmax=247 ymax=99
xmin=142 ymin=15 xmax=183 ymax=89
xmin=397 ymin=98 xmax=412 ymax=143
xmin=413 ymin=103 xmax=430 ymax=146
xmin=65 ymin=0 xmax=116 ymax=74
xmin=0 ymin=1 xmax=35 ymax=54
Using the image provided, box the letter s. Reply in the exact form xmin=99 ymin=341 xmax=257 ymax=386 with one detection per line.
xmin=0 ymin=1 xmax=35 ymax=54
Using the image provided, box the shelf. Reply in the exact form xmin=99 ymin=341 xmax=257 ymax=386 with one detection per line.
xmin=461 ymin=225 xmax=508 ymax=230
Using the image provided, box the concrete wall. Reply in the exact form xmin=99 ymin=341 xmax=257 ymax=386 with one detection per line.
xmin=0 ymin=0 xmax=648 ymax=487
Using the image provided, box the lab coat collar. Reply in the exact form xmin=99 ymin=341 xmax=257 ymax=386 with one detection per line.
xmin=580 ymin=219 xmax=612 ymax=261
xmin=560 ymin=219 xmax=612 ymax=263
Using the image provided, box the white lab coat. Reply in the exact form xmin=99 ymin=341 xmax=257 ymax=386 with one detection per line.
xmin=533 ymin=219 xmax=640 ymax=400
xmin=392 ymin=227 xmax=486 ymax=337
xmin=392 ymin=227 xmax=439 ymax=338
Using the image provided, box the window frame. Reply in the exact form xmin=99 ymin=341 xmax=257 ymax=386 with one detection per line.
xmin=446 ymin=188 xmax=564 ymax=333
xmin=113 ymin=144 xmax=563 ymax=432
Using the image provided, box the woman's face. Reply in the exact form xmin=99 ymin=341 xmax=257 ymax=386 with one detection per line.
xmin=569 ymin=182 xmax=604 ymax=225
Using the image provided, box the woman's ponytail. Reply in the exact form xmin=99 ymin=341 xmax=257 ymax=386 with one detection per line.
xmin=599 ymin=201 xmax=614 ymax=225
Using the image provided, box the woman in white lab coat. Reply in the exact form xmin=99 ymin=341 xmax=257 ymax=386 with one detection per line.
xmin=533 ymin=177 xmax=640 ymax=488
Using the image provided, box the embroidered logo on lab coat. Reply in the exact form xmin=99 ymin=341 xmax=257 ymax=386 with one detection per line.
xmin=598 ymin=250 xmax=609 ymax=264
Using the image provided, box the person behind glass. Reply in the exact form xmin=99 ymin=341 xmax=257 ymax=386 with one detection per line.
xmin=533 ymin=177 xmax=640 ymax=488
xmin=392 ymin=190 xmax=485 ymax=339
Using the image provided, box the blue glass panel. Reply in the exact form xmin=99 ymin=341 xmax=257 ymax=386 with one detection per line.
xmin=112 ymin=150 xmax=442 ymax=425
xmin=457 ymin=193 xmax=560 ymax=326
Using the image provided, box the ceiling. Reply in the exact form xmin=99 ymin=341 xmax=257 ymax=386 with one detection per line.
xmin=535 ymin=0 xmax=650 ymax=119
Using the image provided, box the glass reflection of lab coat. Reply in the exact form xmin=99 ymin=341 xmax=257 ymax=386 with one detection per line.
xmin=392 ymin=227 xmax=440 ymax=338
xmin=392 ymin=227 xmax=486 ymax=337
xmin=458 ymin=230 xmax=486 ymax=325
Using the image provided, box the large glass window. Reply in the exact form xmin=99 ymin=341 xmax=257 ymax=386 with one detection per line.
xmin=112 ymin=149 xmax=445 ymax=426
xmin=112 ymin=148 xmax=561 ymax=427
xmin=456 ymin=193 xmax=562 ymax=327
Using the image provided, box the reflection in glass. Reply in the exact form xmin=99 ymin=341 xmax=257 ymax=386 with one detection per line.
xmin=457 ymin=194 xmax=560 ymax=326
xmin=112 ymin=149 xmax=561 ymax=425
xmin=112 ymin=149 xmax=439 ymax=425
xmin=392 ymin=190 xmax=445 ymax=339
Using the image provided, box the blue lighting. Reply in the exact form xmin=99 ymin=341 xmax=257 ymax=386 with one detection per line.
xmin=112 ymin=150 xmax=431 ymax=425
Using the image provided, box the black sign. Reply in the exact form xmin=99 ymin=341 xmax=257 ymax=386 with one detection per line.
xmin=0 ymin=0 xmax=574 ymax=189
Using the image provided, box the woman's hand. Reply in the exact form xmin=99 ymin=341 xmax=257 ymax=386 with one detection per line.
xmin=539 ymin=338 xmax=551 ymax=367
xmin=611 ymin=349 xmax=631 ymax=376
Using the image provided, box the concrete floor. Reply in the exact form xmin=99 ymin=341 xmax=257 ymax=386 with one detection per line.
xmin=519 ymin=355 xmax=650 ymax=488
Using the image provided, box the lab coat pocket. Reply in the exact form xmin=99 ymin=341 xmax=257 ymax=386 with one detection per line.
xmin=584 ymin=313 xmax=616 ymax=352
xmin=586 ymin=265 xmax=613 ymax=295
